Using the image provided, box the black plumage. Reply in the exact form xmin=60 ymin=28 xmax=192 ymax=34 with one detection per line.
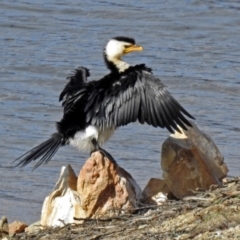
xmin=14 ymin=36 xmax=195 ymax=169
xmin=14 ymin=133 xmax=64 ymax=170
xmin=62 ymin=64 xmax=194 ymax=133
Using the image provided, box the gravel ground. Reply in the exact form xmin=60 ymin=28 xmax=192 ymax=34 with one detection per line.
xmin=11 ymin=177 xmax=240 ymax=240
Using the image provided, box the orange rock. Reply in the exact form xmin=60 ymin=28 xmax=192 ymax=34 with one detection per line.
xmin=162 ymin=121 xmax=228 ymax=199
xmin=76 ymin=151 xmax=142 ymax=218
xmin=8 ymin=221 xmax=27 ymax=234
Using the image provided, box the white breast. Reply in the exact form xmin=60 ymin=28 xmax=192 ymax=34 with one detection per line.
xmin=69 ymin=125 xmax=115 ymax=152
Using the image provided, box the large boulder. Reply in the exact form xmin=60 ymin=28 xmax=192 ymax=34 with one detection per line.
xmin=75 ymin=152 xmax=142 ymax=219
xmin=40 ymin=152 xmax=141 ymax=226
xmin=162 ymin=121 xmax=228 ymax=199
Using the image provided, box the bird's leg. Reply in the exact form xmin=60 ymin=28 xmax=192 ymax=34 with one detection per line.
xmin=91 ymin=138 xmax=117 ymax=166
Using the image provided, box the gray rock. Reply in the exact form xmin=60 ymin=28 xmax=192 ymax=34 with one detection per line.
xmin=161 ymin=121 xmax=228 ymax=199
xmin=0 ymin=216 xmax=9 ymax=238
xmin=181 ymin=121 xmax=228 ymax=181
xmin=25 ymin=220 xmax=41 ymax=234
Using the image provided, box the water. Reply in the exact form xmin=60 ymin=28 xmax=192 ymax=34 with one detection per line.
xmin=1 ymin=0 xmax=240 ymax=224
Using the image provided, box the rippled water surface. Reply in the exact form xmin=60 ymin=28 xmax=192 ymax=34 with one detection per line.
xmin=1 ymin=0 xmax=240 ymax=224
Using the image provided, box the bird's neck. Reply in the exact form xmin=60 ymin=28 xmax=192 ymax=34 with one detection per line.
xmin=104 ymin=55 xmax=130 ymax=73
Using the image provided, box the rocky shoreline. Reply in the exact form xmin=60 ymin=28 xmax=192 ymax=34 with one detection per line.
xmin=1 ymin=121 xmax=237 ymax=239
xmin=2 ymin=177 xmax=240 ymax=239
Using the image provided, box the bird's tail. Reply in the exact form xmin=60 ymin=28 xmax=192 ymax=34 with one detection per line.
xmin=14 ymin=133 xmax=64 ymax=170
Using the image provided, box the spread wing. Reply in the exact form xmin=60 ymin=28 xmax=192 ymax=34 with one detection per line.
xmin=59 ymin=66 xmax=90 ymax=113
xmin=84 ymin=69 xmax=194 ymax=133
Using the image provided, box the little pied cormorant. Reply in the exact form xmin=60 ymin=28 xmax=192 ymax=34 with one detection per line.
xmin=14 ymin=36 xmax=195 ymax=170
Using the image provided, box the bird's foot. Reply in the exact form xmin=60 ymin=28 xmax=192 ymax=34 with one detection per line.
xmin=91 ymin=139 xmax=117 ymax=166
xmin=100 ymin=147 xmax=117 ymax=165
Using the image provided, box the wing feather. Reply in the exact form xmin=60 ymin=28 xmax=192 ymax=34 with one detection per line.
xmin=151 ymin=100 xmax=163 ymax=128
xmin=60 ymin=65 xmax=194 ymax=133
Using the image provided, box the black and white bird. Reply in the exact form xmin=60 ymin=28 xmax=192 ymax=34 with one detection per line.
xmin=15 ymin=36 xmax=194 ymax=169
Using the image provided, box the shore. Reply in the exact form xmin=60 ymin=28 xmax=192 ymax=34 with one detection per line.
xmin=5 ymin=176 xmax=240 ymax=240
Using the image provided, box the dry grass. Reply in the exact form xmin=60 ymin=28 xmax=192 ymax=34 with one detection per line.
xmin=12 ymin=177 xmax=240 ymax=240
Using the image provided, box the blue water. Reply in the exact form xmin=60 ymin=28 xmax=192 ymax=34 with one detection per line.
xmin=1 ymin=0 xmax=240 ymax=224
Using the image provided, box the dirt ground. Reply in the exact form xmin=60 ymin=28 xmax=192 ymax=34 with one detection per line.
xmin=12 ymin=177 xmax=240 ymax=240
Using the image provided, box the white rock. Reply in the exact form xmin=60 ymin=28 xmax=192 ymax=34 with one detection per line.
xmin=40 ymin=165 xmax=80 ymax=227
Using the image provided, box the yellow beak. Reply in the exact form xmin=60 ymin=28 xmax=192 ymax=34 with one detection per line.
xmin=124 ymin=45 xmax=143 ymax=54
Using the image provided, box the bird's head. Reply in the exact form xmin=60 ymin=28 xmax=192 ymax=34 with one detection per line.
xmin=104 ymin=36 xmax=143 ymax=72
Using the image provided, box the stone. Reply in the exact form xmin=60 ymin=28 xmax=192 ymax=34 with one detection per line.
xmin=75 ymin=151 xmax=142 ymax=219
xmin=141 ymin=178 xmax=172 ymax=205
xmin=177 ymin=121 xmax=228 ymax=180
xmin=25 ymin=220 xmax=41 ymax=234
xmin=40 ymin=153 xmax=141 ymax=226
xmin=8 ymin=221 xmax=27 ymax=234
xmin=40 ymin=164 xmax=80 ymax=227
xmin=0 ymin=216 xmax=9 ymax=238
xmin=162 ymin=121 xmax=228 ymax=199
